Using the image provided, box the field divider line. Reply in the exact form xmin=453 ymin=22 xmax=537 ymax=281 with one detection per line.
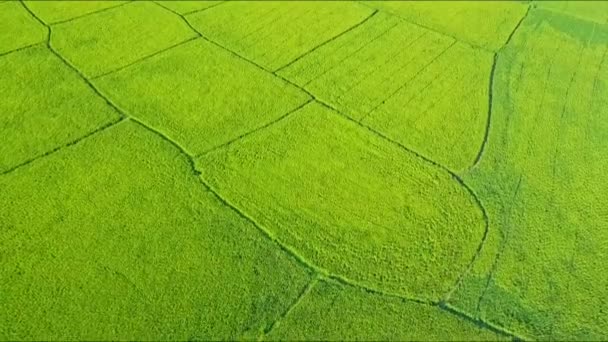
xmin=261 ymin=275 xmax=320 ymax=339
xmin=476 ymin=175 xmax=523 ymax=314
xmin=155 ymin=2 xmax=203 ymax=38
xmin=274 ymin=9 xmax=379 ymax=73
xmin=356 ymin=2 xmax=493 ymax=54
xmin=195 ymin=99 xmax=314 ymax=158
xmin=177 ymin=1 xmax=228 ymax=16
xmin=91 ymin=35 xmax=202 ymax=80
xmin=0 ymin=118 xmax=126 ymax=177
xmin=438 ymin=301 xmax=527 ymax=341
xmin=49 ymin=1 xmax=134 ymax=26
xmin=467 ymin=4 xmax=531 ymax=174
xmin=0 ymin=41 xmax=46 ymax=58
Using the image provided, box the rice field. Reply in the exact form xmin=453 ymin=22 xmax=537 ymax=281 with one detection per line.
xmin=1 ymin=1 xmax=607 ymax=340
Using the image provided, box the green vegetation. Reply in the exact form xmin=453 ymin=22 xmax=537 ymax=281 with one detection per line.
xmin=197 ymin=102 xmax=486 ymax=301
xmin=0 ymin=46 xmax=120 ymax=173
xmin=25 ymin=1 xmax=128 ymax=24
xmin=187 ymin=1 xmax=374 ymax=71
xmin=94 ymin=38 xmax=310 ymax=155
xmin=51 ymin=2 xmax=197 ymax=77
xmin=267 ymin=279 xmax=505 ymax=341
xmin=1 ymin=1 xmax=607 ymax=340
xmin=156 ymin=0 xmax=223 ymax=15
xmin=534 ymin=0 xmax=608 ymax=25
xmin=450 ymin=8 xmax=608 ymax=340
xmin=0 ymin=2 xmax=46 ymax=54
xmin=279 ymin=12 xmax=494 ymax=171
xmin=0 ymin=121 xmax=312 ymax=340
xmin=363 ymin=1 xmax=529 ymax=51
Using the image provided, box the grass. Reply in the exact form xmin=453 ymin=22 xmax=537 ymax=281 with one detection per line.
xmin=1 ymin=0 xmax=607 ymax=340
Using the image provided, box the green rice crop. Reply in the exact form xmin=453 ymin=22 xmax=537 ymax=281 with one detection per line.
xmin=0 ymin=121 xmax=311 ymax=340
xmin=25 ymin=1 xmax=128 ymax=24
xmin=197 ymin=102 xmax=486 ymax=301
xmin=1 ymin=1 xmax=607 ymax=340
xmin=364 ymin=1 xmax=529 ymax=51
xmin=51 ymin=2 xmax=197 ymax=78
xmin=0 ymin=2 xmax=46 ymax=54
xmin=187 ymin=1 xmax=374 ymax=71
xmin=94 ymin=38 xmax=310 ymax=155
xmin=0 ymin=46 xmax=120 ymax=173
xmin=449 ymin=8 xmax=608 ymax=340
xmin=279 ymin=11 xmax=493 ymax=171
xmin=267 ymin=279 xmax=506 ymax=341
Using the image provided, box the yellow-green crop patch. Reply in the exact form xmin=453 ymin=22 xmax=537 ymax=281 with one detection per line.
xmin=156 ymin=0 xmax=223 ymax=15
xmin=267 ymin=279 xmax=505 ymax=341
xmin=24 ymin=1 xmax=129 ymax=24
xmin=279 ymin=12 xmax=492 ymax=171
xmin=196 ymin=102 xmax=486 ymax=301
xmin=0 ymin=2 xmax=47 ymax=55
xmin=94 ymin=38 xmax=310 ymax=155
xmin=0 ymin=121 xmax=312 ymax=340
xmin=187 ymin=1 xmax=374 ymax=71
xmin=0 ymin=46 xmax=120 ymax=173
xmin=51 ymin=2 xmax=197 ymax=78
xmin=450 ymin=8 xmax=608 ymax=340
xmin=364 ymin=1 xmax=529 ymax=51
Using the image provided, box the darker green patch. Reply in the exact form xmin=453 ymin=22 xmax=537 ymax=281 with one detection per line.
xmin=531 ymin=8 xmax=608 ymax=46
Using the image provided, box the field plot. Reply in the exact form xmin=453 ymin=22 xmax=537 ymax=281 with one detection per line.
xmin=1 ymin=0 xmax=608 ymax=340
